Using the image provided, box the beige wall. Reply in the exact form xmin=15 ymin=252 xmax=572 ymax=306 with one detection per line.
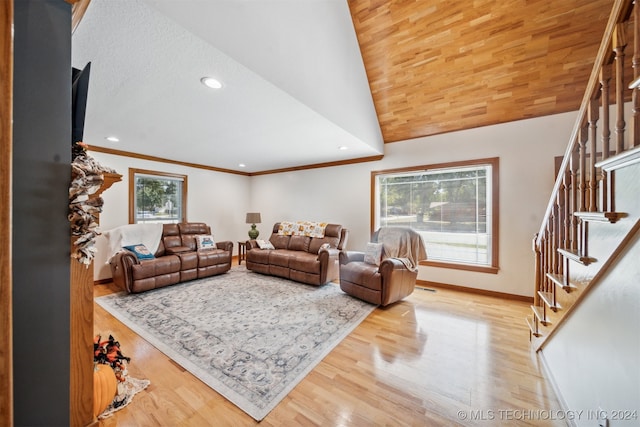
xmin=250 ymin=111 xmax=574 ymax=297
xmin=93 ymin=111 xmax=573 ymax=295
xmin=90 ymin=152 xmax=251 ymax=280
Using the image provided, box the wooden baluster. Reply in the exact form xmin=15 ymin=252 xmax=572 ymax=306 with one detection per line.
xmin=545 ymin=203 xmax=558 ymax=282
xmin=545 ymin=224 xmax=553 ymax=294
xmin=533 ymin=235 xmax=541 ymax=306
xmin=588 ymin=97 xmax=599 ymax=212
xmin=633 ymin=2 xmax=640 ymax=147
xmin=600 ymin=65 xmax=611 ymax=211
xmin=600 ymin=66 xmax=612 ymax=161
xmin=562 ymin=167 xmax=571 ymax=251
xmin=578 ymin=125 xmax=588 ymax=212
xmin=541 ymin=232 xmax=547 ymax=295
xmin=569 ymin=143 xmax=579 ymax=250
xmin=552 ymin=204 xmax=560 ymax=280
xmin=545 ymin=217 xmax=558 ymax=292
xmin=614 ymin=22 xmax=627 ymax=154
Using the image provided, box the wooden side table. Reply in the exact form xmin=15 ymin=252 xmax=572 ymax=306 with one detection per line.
xmin=237 ymin=241 xmax=246 ymax=265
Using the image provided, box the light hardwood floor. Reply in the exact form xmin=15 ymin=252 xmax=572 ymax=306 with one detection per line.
xmin=94 ymin=268 xmax=563 ymax=426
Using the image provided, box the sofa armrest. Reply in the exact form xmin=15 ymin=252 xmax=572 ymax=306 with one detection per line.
xmin=378 ymin=258 xmax=418 ymax=306
xmin=215 ymin=240 xmax=234 ymax=252
xmin=339 ymin=250 xmax=365 ymax=265
xmin=246 ymin=240 xmax=260 ymax=250
xmin=378 ymin=257 xmax=412 ymax=272
xmin=317 ymin=247 xmax=341 ymax=285
xmin=318 ymin=247 xmax=340 ymax=264
xmin=109 ymin=250 xmax=140 ymax=293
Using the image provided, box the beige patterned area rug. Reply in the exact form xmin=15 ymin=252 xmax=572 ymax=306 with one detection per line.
xmin=95 ymin=266 xmax=375 ymax=421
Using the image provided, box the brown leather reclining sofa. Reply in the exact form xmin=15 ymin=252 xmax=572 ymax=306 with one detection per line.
xmin=109 ymin=222 xmax=233 ymax=293
xmin=245 ymin=222 xmax=348 ymax=286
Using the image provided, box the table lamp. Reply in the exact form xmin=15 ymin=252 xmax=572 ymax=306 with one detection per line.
xmin=246 ymin=212 xmax=261 ymax=239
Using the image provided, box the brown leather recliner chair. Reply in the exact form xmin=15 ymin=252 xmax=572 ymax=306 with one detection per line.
xmin=339 ymin=227 xmax=427 ymax=306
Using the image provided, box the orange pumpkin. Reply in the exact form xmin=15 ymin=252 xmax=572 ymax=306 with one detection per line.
xmin=93 ymin=363 xmax=117 ymax=417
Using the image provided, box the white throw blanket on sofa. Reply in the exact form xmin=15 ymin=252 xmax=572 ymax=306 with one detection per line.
xmin=103 ymin=223 xmax=163 ymax=263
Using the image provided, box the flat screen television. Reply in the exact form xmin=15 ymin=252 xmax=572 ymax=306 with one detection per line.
xmin=71 ymin=62 xmax=91 ymax=158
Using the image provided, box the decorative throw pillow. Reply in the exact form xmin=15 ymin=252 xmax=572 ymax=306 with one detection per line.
xmin=256 ymin=239 xmax=275 ymax=250
xmin=123 ymin=243 xmax=155 ymax=260
xmin=196 ymin=234 xmax=216 ymax=251
xmin=363 ymin=242 xmax=384 ymax=266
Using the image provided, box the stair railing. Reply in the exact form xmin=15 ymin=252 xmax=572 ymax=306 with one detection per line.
xmin=533 ymin=0 xmax=637 ymax=307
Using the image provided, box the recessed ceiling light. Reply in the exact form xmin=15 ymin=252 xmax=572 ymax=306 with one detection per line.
xmin=201 ymin=77 xmax=223 ymax=89
xmin=338 ymin=146 xmax=348 ymax=150
xmin=105 ymin=136 xmax=119 ymax=142
xmin=239 ymin=163 xmax=246 ymax=168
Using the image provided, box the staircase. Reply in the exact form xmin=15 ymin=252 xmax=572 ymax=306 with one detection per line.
xmin=527 ymin=0 xmax=640 ymax=351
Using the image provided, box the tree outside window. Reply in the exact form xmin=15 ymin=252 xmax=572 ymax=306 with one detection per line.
xmin=373 ymin=157 xmax=499 ymax=273
xmin=129 ymin=169 xmax=187 ymax=224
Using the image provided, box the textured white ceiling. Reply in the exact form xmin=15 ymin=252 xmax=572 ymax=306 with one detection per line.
xmin=71 ymin=0 xmax=383 ymax=173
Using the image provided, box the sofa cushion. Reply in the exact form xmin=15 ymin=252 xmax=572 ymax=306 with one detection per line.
xmin=180 ymin=234 xmax=199 ymax=251
xmin=165 ymin=246 xmax=192 ymax=255
xmin=288 ymin=235 xmax=311 ymax=252
xmin=308 ymin=224 xmax=342 ymax=253
xmin=289 ymin=252 xmax=320 ymax=274
xmin=340 ymin=262 xmax=382 ymax=291
xmin=178 ymin=222 xmax=210 ymax=235
xmin=163 ymin=235 xmax=183 ymax=250
xmin=270 ymin=234 xmax=290 ymax=249
xmin=162 ymin=223 xmax=180 ymax=237
xmin=176 ymin=251 xmax=198 ymax=270
xmin=247 ymin=247 xmax=271 ymax=264
xmin=197 ymin=249 xmax=230 ymax=267
xmin=269 ymin=250 xmax=292 ymax=268
xmin=131 ymin=255 xmax=181 ymax=280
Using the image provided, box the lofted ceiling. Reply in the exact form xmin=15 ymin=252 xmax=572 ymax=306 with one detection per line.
xmin=72 ymin=0 xmax=614 ymax=174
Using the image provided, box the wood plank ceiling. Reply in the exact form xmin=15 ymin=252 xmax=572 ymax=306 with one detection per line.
xmin=348 ymin=0 xmax=617 ymax=143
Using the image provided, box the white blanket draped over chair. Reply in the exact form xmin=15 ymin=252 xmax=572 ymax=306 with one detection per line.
xmin=377 ymin=227 xmax=428 ymax=271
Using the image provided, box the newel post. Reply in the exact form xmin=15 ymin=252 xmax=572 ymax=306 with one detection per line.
xmin=69 ymin=172 xmax=121 ymax=427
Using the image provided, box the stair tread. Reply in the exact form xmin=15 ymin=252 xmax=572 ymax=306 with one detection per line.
xmin=574 ymin=211 xmax=626 ymax=223
xmin=546 ymin=273 xmax=579 ymax=291
xmin=525 ymin=316 xmax=541 ymax=337
xmin=557 ymin=248 xmax=596 ymax=265
xmin=537 ymin=291 xmax=560 ymax=310
xmin=530 ymin=305 xmax=550 ymax=325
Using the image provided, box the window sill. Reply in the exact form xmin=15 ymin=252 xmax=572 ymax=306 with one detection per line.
xmin=420 ymin=260 xmax=499 ymax=274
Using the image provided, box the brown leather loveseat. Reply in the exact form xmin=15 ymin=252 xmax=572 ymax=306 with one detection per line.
xmin=109 ymin=222 xmax=233 ymax=293
xmin=245 ymin=222 xmax=348 ymax=286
